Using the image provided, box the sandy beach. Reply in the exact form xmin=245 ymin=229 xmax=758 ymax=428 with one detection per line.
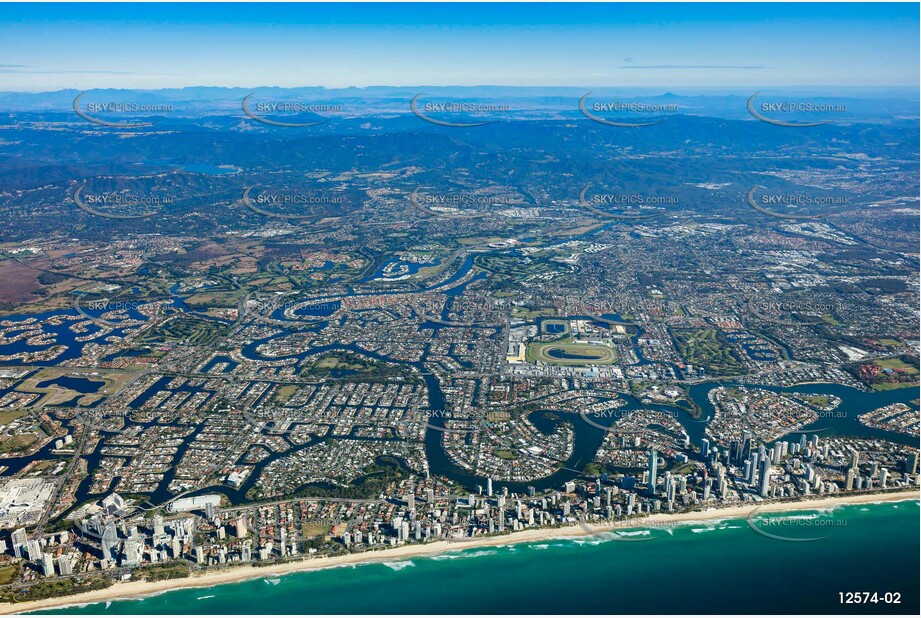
xmin=3 ymin=489 xmax=917 ymax=614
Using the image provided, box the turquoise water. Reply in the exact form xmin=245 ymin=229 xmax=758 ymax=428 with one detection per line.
xmin=41 ymin=500 xmax=920 ymax=615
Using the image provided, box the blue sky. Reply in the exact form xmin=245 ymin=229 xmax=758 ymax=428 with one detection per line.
xmin=1 ymin=3 xmax=918 ymax=91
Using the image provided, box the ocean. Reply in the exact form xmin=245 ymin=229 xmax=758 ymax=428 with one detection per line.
xmin=39 ymin=500 xmax=920 ymax=615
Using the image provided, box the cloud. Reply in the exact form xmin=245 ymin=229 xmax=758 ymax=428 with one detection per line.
xmin=621 ymin=64 xmax=769 ymax=70
xmin=0 ymin=67 xmax=154 ymax=75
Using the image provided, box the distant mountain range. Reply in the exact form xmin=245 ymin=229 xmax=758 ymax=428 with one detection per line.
xmin=0 ymin=86 xmax=917 ymax=122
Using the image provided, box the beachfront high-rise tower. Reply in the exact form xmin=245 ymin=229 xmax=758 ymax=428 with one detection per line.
xmin=759 ymin=458 xmax=772 ymax=497
xmin=648 ymin=449 xmax=658 ymax=496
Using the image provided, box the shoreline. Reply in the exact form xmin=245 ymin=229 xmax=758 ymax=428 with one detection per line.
xmin=4 ymin=489 xmax=917 ymax=615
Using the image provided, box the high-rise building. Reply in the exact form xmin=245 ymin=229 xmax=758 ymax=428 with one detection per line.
xmin=101 ymin=493 xmax=125 ymax=516
xmin=486 ymin=477 xmax=493 ymax=497
xmin=759 ymin=458 xmax=772 ymax=497
xmin=101 ymin=524 xmax=119 ymax=562
xmin=41 ymin=553 xmax=55 ymax=577
xmin=700 ymin=438 xmax=710 ymax=462
xmin=906 ymin=453 xmax=919 ymax=475
xmin=845 ymin=467 xmax=856 ymax=491
xmin=26 ymin=539 xmax=41 ymax=561
xmin=11 ymin=528 xmax=27 ymax=558
xmin=648 ymin=449 xmax=658 ymax=496
xmin=122 ymin=538 xmax=143 ymax=567
xmin=772 ymin=442 xmax=783 ymax=465
xmin=57 ymin=554 xmax=73 ymax=576
xmin=152 ymin=514 xmax=165 ymax=537
xmin=741 ymin=430 xmax=752 ymax=464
